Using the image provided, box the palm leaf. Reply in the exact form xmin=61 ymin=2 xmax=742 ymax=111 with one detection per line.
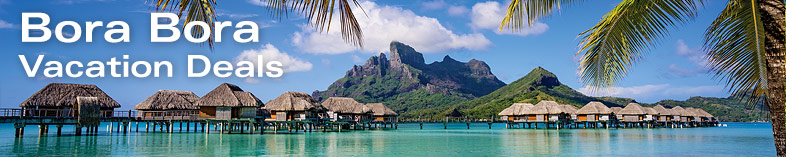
xmin=151 ymin=0 xmax=217 ymax=49
xmin=500 ymin=0 xmax=581 ymax=31
xmin=264 ymin=0 xmax=364 ymax=47
xmin=704 ymin=0 xmax=767 ymax=106
xmin=577 ymin=0 xmax=701 ymax=91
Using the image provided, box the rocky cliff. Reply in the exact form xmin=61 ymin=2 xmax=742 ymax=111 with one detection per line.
xmin=312 ymin=41 xmax=506 ymax=117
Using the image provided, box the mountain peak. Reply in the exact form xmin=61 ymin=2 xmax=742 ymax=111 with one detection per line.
xmin=390 ymin=41 xmax=426 ymax=69
xmin=519 ymin=67 xmax=560 ymax=87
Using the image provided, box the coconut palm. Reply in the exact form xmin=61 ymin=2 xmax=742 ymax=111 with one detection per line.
xmin=149 ymin=0 xmax=364 ymax=48
xmin=500 ymin=0 xmax=784 ymax=155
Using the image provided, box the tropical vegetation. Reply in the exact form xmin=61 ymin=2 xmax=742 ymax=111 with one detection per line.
xmin=499 ymin=0 xmax=784 ymax=155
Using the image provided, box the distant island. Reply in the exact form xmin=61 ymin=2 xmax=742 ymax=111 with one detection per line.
xmin=313 ymin=42 xmax=768 ymax=122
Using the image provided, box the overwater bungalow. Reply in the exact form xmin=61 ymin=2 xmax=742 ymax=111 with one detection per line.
xmin=561 ymin=105 xmax=579 ymax=121
xmin=575 ymin=101 xmax=612 ymax=122
xmin=653 ymin=105 xmax=675 ymax=122
xmin=366 ymin=103 xmax=398 ymax=122
xmin=610 ymin=107 xmax=623 ymax=120
xmin=321 ymin=97 xmax=372 ymax=122
xmin=696 ymin=108 xmax=716 ymax=122
xmin=618 ymin=103 xmax=646 ymax=122
xmin=671 ymin=106 xmax=695 ymax=123
xmin=445 ymin=108 xmax=464 ymax=118
xmin=643 ymin=107 xmax=659 ymax=121
xmin=195 ymin=83 xmax=263 ymax=120
xmin=262 ymin=91 xmax=325 ymax=121
xmin=685 ymin=107 xmax=704 ymax=122
xmin=526 ymin=100 xmax=571 ymax=122
xmin=20 ymin=83 xmax=120 ymax=117
xmin=498 ymin=103 xmax=535 ymax=121
xmin=133 ymin=90 xmax=200 ymax=119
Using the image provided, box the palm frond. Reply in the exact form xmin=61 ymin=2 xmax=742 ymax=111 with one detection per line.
xmin=704 ymin=0 xmax=767 ymax=106
xmin=500 ymin=0 xmax=581 ymax=31
xmin=152 ymin=0 xmax=217 ymax=49
xmin=577 ymin=0 xmax=701 ymax=91
xmin=265 ymin=0 xmax=364 ymax=48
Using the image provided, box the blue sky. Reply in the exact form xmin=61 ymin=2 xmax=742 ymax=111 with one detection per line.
xmin=0 ymin=0 xmax=732 ymax=110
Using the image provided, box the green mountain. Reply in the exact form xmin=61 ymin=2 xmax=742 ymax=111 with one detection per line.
xmin=651 ymin=97 xmax=768 ymax=122
xmin=312 ymin=41 xmax=506 ymax=118
xmin=452 ymin=67 xmax=635 ymax=119
xmin=313 ymin=42 xmax=766 ymax=122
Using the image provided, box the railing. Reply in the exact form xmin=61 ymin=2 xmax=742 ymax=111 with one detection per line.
xmin=0 ymin=108 xmax=136 ymax=119
xmin=138 ymin=110 xmax=200 ymax=121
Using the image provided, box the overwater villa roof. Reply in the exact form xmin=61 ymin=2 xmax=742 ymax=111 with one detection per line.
xmin=618 ymin=103 xmax=646 ymax=115
xmin=498 ymin=103 xmax=534 ymax=116
xmin=366 ymin=103 xmax=397 ymax=116
xmin=671 ymin=106 xmax=696 ymax=117
xmin=610 ymin=107 xmax=623 ymax=114
xmin=445 ymin=108 xmax=463 ymax=117
xmin=561 ymin=105 xmax=578 ymax=114
xmin=20 ymin=83 xmax=120 ymax=108
xmin=134 ymin=90 xmax=199 ymax=110
xmin=196 ymin=83 xmax=262 ymax=107
xmin=263 ymin=91 xmax=324 ymax=112
xmin=321 ymin=97 xmax=371 ymax=114
xmin=653 ymin=105 xmax=676 ymax=116
xmin=685 ymin=107 xmax=705 ymax=117
xmin=696 ymin=108 xmax=714 ymax=118
xmin=643 ymin=107 xmax=659 ymax=115
xmin=576 ymin=101 xmax=611 ymax=115
xmin=526 ymin=100 xmax=569 ymax=115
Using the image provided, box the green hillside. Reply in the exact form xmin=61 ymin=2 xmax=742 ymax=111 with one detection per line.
xmin=651 ymin=96 xmax=768 ymax=122
xmin=453 ymin=67 xmax=635 ymax=119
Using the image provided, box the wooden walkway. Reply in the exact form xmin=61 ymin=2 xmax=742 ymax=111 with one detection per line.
xmin=0 ymin=108 xmax=400 ymax=137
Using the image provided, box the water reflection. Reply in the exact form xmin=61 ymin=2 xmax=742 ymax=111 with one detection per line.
xmin=0 ymin=123 xmax=777 ymax=156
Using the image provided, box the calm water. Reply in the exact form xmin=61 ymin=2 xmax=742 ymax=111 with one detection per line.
xmin=0 ymin=122 xmax=775 ymax=156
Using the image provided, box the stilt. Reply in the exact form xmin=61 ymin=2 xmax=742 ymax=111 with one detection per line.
xmin=56 ymin=125 xmax=62 ymax=136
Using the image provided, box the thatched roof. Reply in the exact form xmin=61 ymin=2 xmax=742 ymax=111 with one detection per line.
xmin=576 ymin=101 xmax=611 ymax=115
xmin=653 ymin=105 xmax=675 ymax=115
xmin=321 ymin=97 xmax=371 ymax=114
xmin=610 ymin=107 xmax=623 ymax=114
xmin=618 ymin=103 xmax=646 ymax=115
xmin=685 ymin=107 xmax=705 ymax=117
xmin=498 ymin=103 xmax=534 ymax=116
xmin=445 ymin=108 xmax=463 ymax=117
xmin=561 ymin=105 xmax=578 ymax=114
xmin=263 ymin=91 xmax=324 ymax=111
xmin=366 ymin=103 xmax=397 ymax=116
xmin=195 ymin=83 xmax=262 ymax=107
xmin=526 ymin=100 xmax=570 ymax=114
xmin=134 ymin=90 xmax=200 ymax=110
xmin=671 ymin=106 xmax=696 ymax=117
xmin=20 ymin=83 xmax=120 ymax=108
xmin=643 ymin=107 xmax=659 ymax=115
xmin=696 ymin=108 xmax=714 ymax=117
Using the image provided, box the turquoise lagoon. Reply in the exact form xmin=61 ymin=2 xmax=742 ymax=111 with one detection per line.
xmin=0 ymin=122 xmax=775 ymax=156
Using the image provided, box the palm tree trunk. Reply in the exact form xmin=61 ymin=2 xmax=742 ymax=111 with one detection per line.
xmin=759 ymin=0 xmax=786 ymax=156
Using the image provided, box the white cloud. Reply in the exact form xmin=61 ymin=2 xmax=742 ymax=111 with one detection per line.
xmin=217 ymin=12 xmax=259 ymax=19
xmin=244 ymin=78 xmax=261 ymax=84
xmin=246 ymin=0 xmax=266 ymax=6
xmin=665 ymin=40 xmax=708 ymax=78
xmin=352 ymin=55 xmax=364 ymax=63
xmin=579 ymin=84 xmax=725 ymax=102
xmin=292 ymin=1 xmax=491 ymax=54
xmin=235 ymin=43 xmax=313 ymax=72
xmin=675 ymin=39 xmax=708 ymax=66
xmin=470 ymin=1 xmax=548 ymax=36
xmin=0 ymin=20 xmax=14 ymax=29
xmin=447 ymin=6 xmax=469 ymax=16
xmin=421 ymin=0 xmax=447 ymax=10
